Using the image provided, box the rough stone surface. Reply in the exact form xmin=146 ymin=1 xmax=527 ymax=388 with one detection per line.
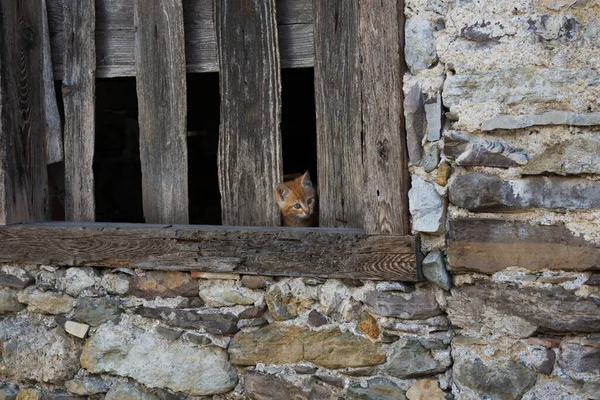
xmin=72 ymin=297 xmax=122 ymax=326
xmin=101 ymin=273 xmax=130 ymax=295
xmin=15 ymin=390 xmax=41 ymax=400
xmin=425 ymin=94 xmax=442 ymax=141
xmin=191 ymin=271 xmax=240 ymax=280
xmin=405 ymin=84 xmax=425 ymax=166
xmin=60 ymin=267 xmax=98 ymax=296
xmin=408 ymin=175 xmax=445 ymax=234
xmin=346 ymin=377 xmax=406 ymax=400
xmin=81 ymin=322 xmax=238 ymax=395
xmin=0 ymin=387 xmax=18 ymax=400
xmin=265 ymin=285 xmax=300 ymax=321
xmin=449 ymin=173 xmax=600 ymax=211
xmin=447 ymin=282 xmax=600 ymax=337
xmin=406 ymin=379 xmax=446 ymax=400
xmin=423 ymin=143 xmax=440 ymax=172
xmin=229 ymin=324 xmax=386 ymax=369
xmin=237 ymin=317 xmax=267 ymax=329
xmin=363 ymin=290 xmax=441 ymax=319
xmin=134 ymin=306 xmax=239 ymax=335
xmin=240 ymin=275 xmax=271 ymax=289
xmin=238 ymin=305 xmax=267 ymax=319
xmin=436 ymin=162 xmax=451 ymax=186
xmin=482 ymin=111 xmax=600 ymax=131
xmin=199 ymin=280 xmax=261 ymax=307
xmin=0 ymin=266 xmax=34 ymax=289
xmin=422 ymin=251 xmax=451 ymax=291
xmin=0 ymin=288 xmax=26 ymax=314
xmin=156 ymin=325 xmax=183 ymax=341
xmin=405 ymin=18 xmax=438 ymax=71
xmin=558 ymin=343 xmax=600 ymax=373
xmin=65 ymin=378 xmax=109 ymax=395
xmin=0 ymin=316 xmax=82 ymax=383
xmin=243 ymin=372 xmax=339 ymax=400
xmin=358 ymin=311 xmax=380 ymax=339
xmin=308 ymin=309 xmax=328 ymax=327
xmin=444 ymin=131 xmax=528 ymax=168
xmin=17 ymin=288 xmax=75 ymax=315
xmin=104 ymin=384 xmax=159 ymax=400
xmin=523 ymin=135 xmax=600 ymax=175
xmin=383 ymin=338 xmax=451 ymax=378
xmin=129 ymin=271 xmax=198 ymax=299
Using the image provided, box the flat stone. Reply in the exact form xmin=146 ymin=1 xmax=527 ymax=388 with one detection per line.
xmin=0 ymin=288 xmax=26 ymax=314
xmin=341 ymin=278 xmax=364 ymax=287
xmin=0 ymin=266 xmax=34 ymax=289
xmin=308 ymin=309 xmax=328 ymax=327
xmin=526 ymin=337 xmax=561 ymax=349
xmin=318 ymin=280 xmax=351 ymax=320
xmin=406 ymin=380 xmax=445 ymax=400
xmin=583 ymin=382 xmax=600 ymax=400
xmin=129 ymin=271 xmax=198 ymax=299
xmin=383 ymin=338 xmax=451 ymax=378
xmin=191 ymin=271 xmax=240 ymax=280
xmin=405 ymin=18 xmax=438 ymax=71
xmin=42 ymin=393 xmax=87 ymax=400
xmin=586 ymin=274 xmax=600 ymax=286
xmin=436 ymin=162 xmax=451 ymax=186
xmin=382 ymin=315 xmax=450 ymax=335
xmin=381 ymin=332 xmax=400 ymax=343
xmin=104 ymin=384 xmax=159 ymax=400
xmin=156 ymin=326 xmax=183 ymax=341
xmin=358 ymin=311 xmax=380 ymax=339
xmin=243 ymin=372 xmax=306 ymax=400
xmin=241 ymin=275 xmax=271 ymax=289
xmin=15 ymin=390 xmax=41 ymax=400
xmin=100 ymin=273 xmax=129 ymax=295
xmin=449 ymin=173 xmax=600 ymax=212
xmin=404 ymin=84 xmax=425 ymax=166
xmin=72 ymin=297 xmax=122 ymax=326
xmin=347 ymin=377 xmax=406 ymax=400
xmin=558 ymin=343 xmax=600 ymax=373
xmin=199 ymin=279 xmax=261 ymax=307
xmin=315 ymin=375 xmax=345 ymax=388
xmin=229 ymin=324 xmax=386 ymax=369
xmin=0 ymin=387 xmax=18 ymax=400
xmin=408 ymin=176 xmax=445 ymax=234
xmin=64 ymin=321 xmax=90 ymax=338
xmin=294 ymin=365 xmax=318 ymax=374
xmin=265 ymin=285 xmax=299 ymax=321
xmin=81 ymin=322 xmax=238 ymax=396
xmin=237 ymin=317 xmax=267 ymax=329
xmin=536 ymin=348 xmax=556 ymax=375
xmin=425 ymin=94 xmax=442 ymax=141
xmin=185 ymin=333 xmax=213 ymax=346
xmin=17 ymin=288 xmax=75 ymax=315
xmin=363 ymin=290 xmax=441 ymax=319
xmin=482 ymin=111 xmax=600 ymax=131
xmin=423 ymin=144 xmax=440 ymax=172
xmin=422 ymin=251 xmax=452 ymax=291
xmin=60 ymin=267 xmax=98 ymax=296
xmin=36 ymin=269 xmax=63 ymax=292
xmin=134 ymin=306 xmax=239 ymax=335
xmin=447 ymin=282 xmax=600 ymax=337
xmin=523 ymin=135 xmax=600 ymax=175
xmin=303 ymin=277 xmax=326 ymax=286
xmin=444 ymin=131 xmax=528 ymax=168
xmin=0 ymin=316 xmax=82 ymax=383
xmin=238 ymin=305 xmax=267 ymax=319
xmin=65 ymin=378 xmax=109 ymax=395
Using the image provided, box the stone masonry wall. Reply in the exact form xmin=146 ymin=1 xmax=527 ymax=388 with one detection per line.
xmin=1 ymin=1 xmax=600 ymax=399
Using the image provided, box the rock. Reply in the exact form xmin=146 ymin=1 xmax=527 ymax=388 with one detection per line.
xmin=237 ymin=317 xmax=268 ymax=329
xmin=64 ymin=321 xmax=90 ymax=338
xmin=482 ymin=111 xmax=600 ymax=131
xmin=308 ymin=310 xmax=328 ymax=327
xmin=405 ymin=18 xmax=438 ymax=71
xmin=134 ymin=306 xmax=239 ymax=335
xmin=381 ymin=332 xmax=400 ymax=343
xmin=243 ymin=372 xmax=306 ymax=400
xmin=523 ymin=135 xmax=600 ymax=175
xmin=406 ymin=380 xmax=445 ymax=400
xmin=81 ymin=322 xmax=238 ymax=396
xmin=404 ymin=84 xmax=425 ymax=166
xmin=341 ymin=278 xmax=364 ymax=287
xmin=15 ymin=390 xmax=41 ymax=400
xmin=423 ymin=144 xmax=440 ymax=172
xmin=17 ymin=288 xmax=75 ymax=315
xmin=199 ymin=279 xmax=261 ymax=307
xmin=104 ymin=384 xmax=159 ymax=400
xmin=460 ymin=20 xmax=508 ymax=43
xmin=383 ymin=338 xmax=451 ymax=378
xmin=294 ymin=365 xmax=318 ymax=374
xmin=536 ymin=348 xmax=556 ymax=374
xmin=382 ymin=315 xmax=450 ymax=335
xmin=375 ymin=281 xmax=411 ymax=292
xmin=191 ymin=271 xmax=240 ymax=280
xmin=422 ymin=251 xmax=451 ymax=291
xmin=408 ymin=176 xmax=445 ymax=234
xmin=129 ymin=271 xmax=198 ymax=299
xmin=436 ymin=162 xmax=451 ymax=186
xmin=443 ymin=131 xmax=528 ymax=168
xmin=449 ymin=173 xmax=600 ymax=212
xmin=363 ymin=290 xmax=441 ymax=319
xmin=0 ymin=387 xmax=18 ymax=400
xmin=36 ymin=269 xmax=63 ymax=292
xmin=0 ymin=266 xmax=34 ymax=289
xmin=72 ymin=297 xmax=122 ymax=326
xmin=586 ymin=274 xmax=600 ymax=286
xmin=0 ymin=316 xmax=82 ymax=383
xmin=101 ymin=273 xmax=130 ymax=295
xmin=229 ymin=324 xmax=386 ymax=369
xmin=185 ymin=333 xmax=213 ymax=346
xmin=447 ymin=282 xmax=600 ymax=337
xmin=358 ymin=311 xmax=380 ymax=339
xmin=156 ymin=326 xmax=183 ymax=341
xmin=526 ymin=337 xmax=561 ymax=349
xmin=346 ymin=377 xmax=406 ymax=400
xmin=583 ymin=382 xmax=600 ymax=400
xmin=65 ymin=378 xmax=109 ymax=395
xmin=303 ymin=277 xmax=326 ymax=286
xmin=315 ymin=375 xmax=345 ymax=388
xmin=60 ymin=267 xmax=98 ymax=296
xmin=425 ymin=94 xmax=442 ymax=141
xmin=241 ymin=275 xmax=271 ymax=289
xmin=0 ymin=288 xmax=26 ymax=314
xmin=558 ymin=343 xmax=600 ymax=373
xmin=265 ymin=285 xmax=299 ymax=321
xmin=238 ymin=305 xmax=267 ymax=319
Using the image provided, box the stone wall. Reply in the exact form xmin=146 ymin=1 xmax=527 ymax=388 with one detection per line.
xmin=1 ymin=0 xmax=600 ymax=399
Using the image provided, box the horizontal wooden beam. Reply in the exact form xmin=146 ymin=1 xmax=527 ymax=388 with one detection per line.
xmin=0 ymin=222 xmax=418 ymax=281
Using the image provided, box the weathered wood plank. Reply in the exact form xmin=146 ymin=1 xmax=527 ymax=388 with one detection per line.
xmin=133 ymin=0 xmax=188 ymax=224
xmin=215 ymin=0 xmax=283 ymax=226
xmin=448 ymin=218 xmax=600 ymax=274
xmin=0 ymin=0 xmax=49 ymax=224
xmin=62 ymin=0 xmax=96 ymax=221
xmin=0 ymin=222 xmax=418 ymax=281
xmin=359 ymin=0 xmax=410 ymax=234
xmin=314 ymin=0 xmax=363 ymax=228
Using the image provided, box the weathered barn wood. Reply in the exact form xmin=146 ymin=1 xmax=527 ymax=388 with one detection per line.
xmin=46 ymin=0 xmax=314 ymax=78
xmin=448 ymin=218 xmax=600 ymax=274
xmin=0 ymin=0 xmax=49 ymax=224
xmin=133 ymin=0 xmax=189 ymax=224
xmin=62 ymin=0 xmax=96 ymax=222
xmin=314 ymin=0 xmax=363 ymax=228
xmin=0 ymin=222 xmax=418 ymax=281
xmin=215 ymin=0 xmax=283 ymax=226
xmin=359 ymin=0 xmax=410 ymax=235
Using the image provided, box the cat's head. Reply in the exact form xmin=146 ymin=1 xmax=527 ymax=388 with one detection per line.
xmin=274 ymin=171 xmax=316 ymax=220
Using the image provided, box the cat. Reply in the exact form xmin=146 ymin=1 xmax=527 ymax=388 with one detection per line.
xmin=274 ymin=171 xmax=318 ymax=227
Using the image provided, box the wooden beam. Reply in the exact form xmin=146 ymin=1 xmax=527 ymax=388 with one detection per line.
xmin=448 ymin=218 xmax=600 ymax=274
xmin=133 ymin=0 xmax=189 ymax=224
xmin=0 ymin=222 xmax=418 ymax=281
xmin=62 ymin=0 xmax=96 ymax=221
xmin=0 ymin=0 xmax=49 ymax=224
xmin=359 ymin=0 xmax=410 ymax=234
xmin=215 ymin=0 xmax=283 ymax=226
xmin=314 ymin=0 xmax=363 ymax=228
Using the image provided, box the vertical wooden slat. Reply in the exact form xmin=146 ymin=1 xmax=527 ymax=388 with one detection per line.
xmin=0 ymin=0 xmax=49 ymax=224
xmin=215 ymin=0 xmax=283 ymax=226
xmin=133 ymin=0 xmax=189 ymax=224
xmin=314 ymin=0 xmax=363 ymax=228
xmin=359 ymin=0 xmax=410 ymax=234
xmin=62 ymin=0 xmax=95 ymax=221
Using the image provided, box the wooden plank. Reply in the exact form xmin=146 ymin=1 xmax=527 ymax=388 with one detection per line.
xmin=0 ymin=0 xmax=49 ymax=224
xmin=133 ymin=0 xmax=188 ymax=224
xmin=215 ymin=0 xmax=283 ymax=226
xmin=314 ymin=0 xmax=363 ymax=228
xmin=359 ymin=0 xmax=410 ymax=234
xmin=0 ymin=222 xmax=418 ymax=281
xmin=448 ymin=218 xmax=600 ymax=274
xmin=276 ymin=0 xmax=312 ymax=24
xmin=62 ymin=0 xmax=96 ymax=221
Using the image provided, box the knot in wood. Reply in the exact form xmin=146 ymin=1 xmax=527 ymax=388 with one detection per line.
xmin=19 ymin=23 xmax=35 ymax=49
xmin=377 ymin=139 xmax=390 ymax=161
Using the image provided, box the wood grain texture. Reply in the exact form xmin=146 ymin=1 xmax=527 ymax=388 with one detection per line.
xmin=0 ymin=0 xmax=49 ymax=224
xmin=359 ymin=0 xmax=409 ymax=234
xmin=46 ymin=0 xmax=314 ymax=78
xmin=0 ymin=222 xmax=418 ymax=281
xmin=448 ymin=218 xmax=600 ymax=274
xmin=215 ymin=0 xmax=283 ymax=226
xmin=314 ymin=0 xmax=363 ymax=228
xmin=133 ymin=0 xmax=189 ymax=224
xmin=62 ymin=0 xmax=96 ymax=221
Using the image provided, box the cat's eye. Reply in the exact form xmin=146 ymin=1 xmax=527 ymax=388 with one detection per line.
xmin=293 ymin=203 xmax=301 ymax=209
xmin=307 ymin=198 xmax=313 ymax=205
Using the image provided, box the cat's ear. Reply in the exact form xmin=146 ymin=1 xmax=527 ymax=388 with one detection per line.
xmin=274 ymin=183 xmax=289 ymax=202
xmin=301 ymin=171 xmax=313 ymax=189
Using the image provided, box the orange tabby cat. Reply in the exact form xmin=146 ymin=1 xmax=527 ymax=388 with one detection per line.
xmin=274 ymin=171 xmax=317 ymax=227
